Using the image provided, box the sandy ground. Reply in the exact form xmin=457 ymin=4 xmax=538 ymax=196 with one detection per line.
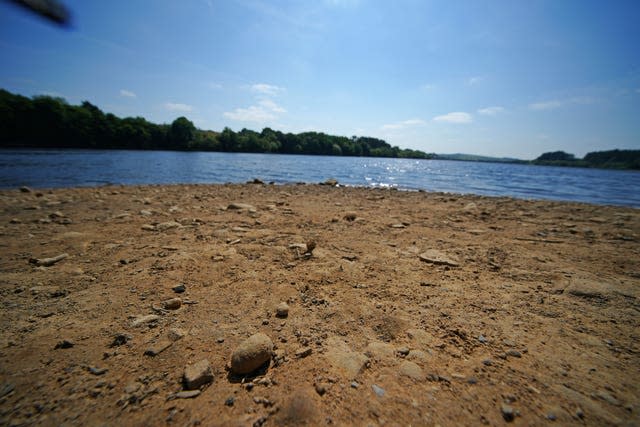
xmin=0 ymin=183 xmax=638 ymax=426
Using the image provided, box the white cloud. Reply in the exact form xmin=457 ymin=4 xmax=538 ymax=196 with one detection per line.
xmin=207 ymin=82 xmax=222 ymax=90
xmin=224 ymin=99 xmax=286 ymax=123
xmin=433 ymin=112 xmax=473 ymax=124
xmin=251 ymin=83 xmax=284 ymax=96
xmin=529 ymin=97 xmax=594 ymax=111
xmin=467 ymin=76 xmax=483 ymax=86
xmin=164 ymin=102 xmax=194 ymax=112
xmin=381 ymin=118 xmax=426 ymax=130
xmin=420 ymin=83 xmax=436 ymax=91
xmin=119 ymin=89 xmax=136 ymax=98
xmin=477 ymin=106 xmax=505 ymax=116
xmin=529 ymin=100 xmax=562 ymax=111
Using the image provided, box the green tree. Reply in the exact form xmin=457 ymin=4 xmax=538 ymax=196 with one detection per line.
xmin=168 ymin=116 xmax=196 ymax=149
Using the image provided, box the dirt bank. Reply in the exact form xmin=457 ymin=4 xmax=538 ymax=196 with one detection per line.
xmin=0 ymin=183 xmax=638 ymax=426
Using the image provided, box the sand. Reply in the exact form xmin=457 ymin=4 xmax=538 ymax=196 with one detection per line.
xmin=0 ymin=183 xmax=638 ymax=426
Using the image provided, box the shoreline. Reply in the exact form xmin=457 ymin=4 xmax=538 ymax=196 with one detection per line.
xmin=0 ymin=183 xmax=638 ymax=425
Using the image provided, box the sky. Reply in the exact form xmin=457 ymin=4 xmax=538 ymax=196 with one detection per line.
xmin=1 ymin=0 xmax=639 ymax=159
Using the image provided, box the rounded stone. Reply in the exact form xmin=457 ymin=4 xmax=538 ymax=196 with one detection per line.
xmin=276 ymin=302 xmax=290 ymax=318
xmin=231 ymin=333 xmax=274 ymax=375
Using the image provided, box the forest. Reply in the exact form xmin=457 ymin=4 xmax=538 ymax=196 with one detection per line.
xmin=0 ymin=89 xmax=432 ymax=159
xmin=532 ymin=150 xmax=640 ymax=170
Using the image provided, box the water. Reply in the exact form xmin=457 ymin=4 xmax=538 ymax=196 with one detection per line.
xmin=1 ymin=149 xmax=639 ymax=207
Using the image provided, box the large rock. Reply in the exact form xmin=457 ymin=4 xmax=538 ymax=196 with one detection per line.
xmin=398 ymin=360 xmax=424 ymax=380
xmin=231 ymin=333 xmax=274 ymax=375
xmin=364 ymin=341 xmax=395 ymax=361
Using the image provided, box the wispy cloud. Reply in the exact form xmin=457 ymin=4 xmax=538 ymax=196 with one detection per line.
xmin=467 ymin=76 xmax=483 ymax=86
xmin=529 ymin=97 xmax=594 ymax=111
xmin=251 ymin=83 xmax=284 ymax=96
xmin=207 ymin=82 xmax=223 ymax=90
xmin=477 ymin=106 xmax=505 ymax=116
xmin=224 ymin=99 xmax=286 ymax=123
xmin=164 ymin=102 xmax=194 ymax=112
xmin=433 ymin=112 xmax=473 ymax=124
xmin=420 ymin=83 xmax=436 ymax=91
xmin=381 ymin=118 xmax=426 ymax=130
xmin=529 ymin=100 xmax=562 ymax=111
xmin=120 ymin=89 xmax=136 ymax=98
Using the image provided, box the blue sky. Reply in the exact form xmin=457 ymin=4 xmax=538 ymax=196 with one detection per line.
xmin=1 ymin=0 xmax=639 ymax=159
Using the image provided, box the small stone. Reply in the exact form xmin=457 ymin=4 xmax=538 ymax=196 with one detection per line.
xmin=419 ymin=250 xmax=460 ymax=267
xmin=575 ymin=408 xmax=584 ymax=419
xmin=547 ymin=413 xmax=557 ymax=421
xmin=315 ymin=382 xmax=328 ymax=396
xmin=343 ymin=211 xmax=358 ymax=221
xmin=172 ymin=284 xmax=186 ymax=293
xmin=225 ymin=397 xmax=235 ymax=406
xmin=141 ymin=224 xmax=155 ymax=231
xmin=19 ymin=186 xmax=32 ymax=193
xmin=131 ymin=314 xmax=160 ymax=327
xmin=144 ymin=340 xmax=173 ymax=357
xmin=88 ymin=367 xmax=108 ymax=375
xmin=295 ymin=347 xmax=312 ymax=358
xmin=110 ymin=333 xmax=131 ymax=347
xmin=478 ymin=335 xmax=487 ymax=343
xmin=174 ymin=390 xmax=201 ymax=399
xmin=54 ymin=340 xmax=74 ymax=349
xmin=183 ymin=359 xmax=213 ymax=390
xmin=156 ymin=221 xmax=181 ymax=231
xmin=323 ymin=178 xmax=338 ymax=186
xmin=168 ymin=328 xmax=186 ymax=342
xmin=350 ymin=381 xmax=359 ymax=389
xmin=506 ymin=349 xmax=522 ymax=358
xmin=372 ymin=384 xmax=385 ymax=397
xmin=501 ymin=404 xmax=515 ymax=422
xmin=275 ymin=302 xmax=289 ymax=318
xmin=231 ymin=333 xmax=274 ymax=375
xmin=396 ymin=347 xmax=410 ymax=356
xmin=482 ymin=359 xmax=493 ymax=366
xmin=163 ymin=298 xmax=182 ymax=310
xmin=398 ymin=360 xmax=424 ymax=380
xmin=227 ymin=202 xmax=256 ymax=211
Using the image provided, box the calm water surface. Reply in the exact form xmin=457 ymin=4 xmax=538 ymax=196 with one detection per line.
xmin=1 ymin=149 xmax=638 ymax=208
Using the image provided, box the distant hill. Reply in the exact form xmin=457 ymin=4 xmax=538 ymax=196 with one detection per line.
xmin=434 ymin=153 xmax=526 ymax=163
xmin=532 ymin=150 xmax=640 ymax=170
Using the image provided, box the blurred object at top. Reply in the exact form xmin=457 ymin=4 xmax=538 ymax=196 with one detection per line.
xmin=8 ymin=0 xmax=71 ymax=26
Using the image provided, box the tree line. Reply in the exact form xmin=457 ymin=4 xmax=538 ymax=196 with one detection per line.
xmin=0 ymin=89 xmax=433 ymax=159
xmin=533 ymin=150 xmax=640 ymax=170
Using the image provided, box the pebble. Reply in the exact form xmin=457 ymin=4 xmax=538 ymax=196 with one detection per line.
xmin=314 ymin=383 xmax=328 ymax=396
xmin=163 ymin=298 xmax=182 ymax=310
xmin=506 ymin=349 xmax=522 ymax=358
xmin=478 ymin=335 xmax=487 ymax=343
xmin=144 ymin=340 xmax=173 ymax=357
xmin=131 ymin=314 xmax=160 ymax=327
xmin=372 ymin=384 xmax=385 ymax=397
xmin=183 ymin=359 xmax=214 ymax=390
xmin=19 ymin=186 xmax=32 ymax=193
xmin=398 ymin=360 xmax=424 ymax=380
xmin=110 ymin=333 xmax=131 ymax=347
xmin=88 ymin=367 xmax=108 ymax=375
xmin=225 ymin=397 xmax=235 ymax=406
xmin=172 ymin=284 xmax=186 ymax=293
xmin=418 ymin=250 xmax=460 ymax=267
xmin=396 ymin=347 xmax=410 ymax=356
xmin=501 ymin=404 xmax=515 ymax=422
xmin=275 ymin=302 xmax=290 ymax=318
xmin=156 ymin=221 xmax=181 ymax=231
xmin=230 ymin=333 xmax=274 ymax=375
xmin=350 ymin=381 xmax=359 ymax=389
xmin=168 ymin=328 xmax=186 ymax=342
xmin=227 ymin=202 xmax=256 ymax=211
xmin=54 ymin=339 xmax=74 ymax=349
xmin=482 ymin=359 xmax=493 ymax=366
xmin=295 ymin=347 xmax=312 ymax=358
xmin=174 ymin=390 xmax=201 ymax=399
